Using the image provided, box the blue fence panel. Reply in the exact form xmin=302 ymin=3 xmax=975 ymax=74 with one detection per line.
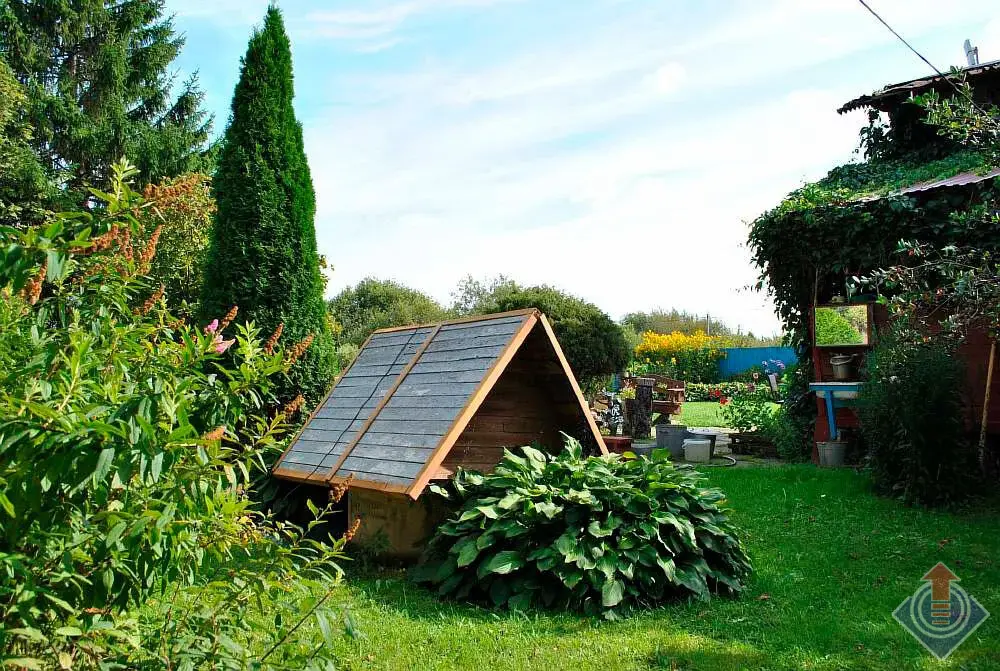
xmin=719 ymin=346 xmax=797 ymax=379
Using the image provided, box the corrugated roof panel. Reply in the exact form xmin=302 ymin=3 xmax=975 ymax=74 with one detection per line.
xmin=837 ymin=59 xmax=1000 ymax=114
xmin=854 ymin=167 xmax=1000 ymax=203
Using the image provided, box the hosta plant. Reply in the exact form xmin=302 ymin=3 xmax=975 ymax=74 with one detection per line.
xmin=413 ymin=439 xmax=751 ymax=618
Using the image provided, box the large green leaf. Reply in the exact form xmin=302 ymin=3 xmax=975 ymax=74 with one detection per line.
xmin=601 ymin=579 xmax=624 ymax=607
xmin=480 ymin=550 xmax=525 ymax=576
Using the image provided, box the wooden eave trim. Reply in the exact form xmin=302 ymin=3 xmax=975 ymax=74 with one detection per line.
xmin=327 ymin=476 xmax=410 ymax=495
xmin=369 ymin=308 xmax=539 ymax=335
xmin=271 ymin=466 xmax=332 ymax=486
xmin=272 ymin=332 xmax=377 ymax=481
xmin=405 ymin=312 xmax=540 ymax=500
xmin=322 ymin=323 xmax=445 ymax=485
xmin=537 ymin=313 xmax=608 ymax=455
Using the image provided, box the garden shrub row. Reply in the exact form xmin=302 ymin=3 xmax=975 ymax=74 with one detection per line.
xmin=683 ymin=382 xmax=749 ymax=402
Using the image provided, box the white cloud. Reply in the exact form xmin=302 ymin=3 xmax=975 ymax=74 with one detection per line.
xmin=303 ymin=0 xmax=521 ymax=41
xmin=648 ymin=63 xmax=686 ymax=96
xmin=283 ymin=0 xmax=999 ymax=334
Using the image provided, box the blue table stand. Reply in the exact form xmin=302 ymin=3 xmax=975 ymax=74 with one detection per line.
xmin=808 ymin=382 xmax=863 ymax=441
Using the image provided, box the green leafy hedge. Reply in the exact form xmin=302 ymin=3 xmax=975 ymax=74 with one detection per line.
xmin=412 ymin=440 xmax=751 ymax=618
xmin=859 ymin=329 xmax=976 ymax=505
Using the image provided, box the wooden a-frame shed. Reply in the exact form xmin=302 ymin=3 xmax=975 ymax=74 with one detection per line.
xmin=272 ymin=309 xmax=607 ymax=502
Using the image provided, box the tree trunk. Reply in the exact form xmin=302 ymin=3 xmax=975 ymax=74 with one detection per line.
xmin=979 ymin=339 xmax=996 ymax=476
xmin=633 ymin=377 xmax=654 ymax=440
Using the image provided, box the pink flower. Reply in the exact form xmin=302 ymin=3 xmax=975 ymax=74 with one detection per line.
xmin=214 ymin=336 xmax=235 ymax=354
xmin=204 ymin=319 xmax=219 ymax=335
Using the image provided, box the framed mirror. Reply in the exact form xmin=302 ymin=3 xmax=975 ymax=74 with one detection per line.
xmin=814 ymin=304 xmax=870 ymax=347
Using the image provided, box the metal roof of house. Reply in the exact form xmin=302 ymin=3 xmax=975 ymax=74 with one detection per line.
xmin=838 ymin=59 xmax=1000 ymax=114
xmin=854 ymin=167 xmax=1000 ymax=203
xmin=272 ymin=309 xmax=604 ymax=499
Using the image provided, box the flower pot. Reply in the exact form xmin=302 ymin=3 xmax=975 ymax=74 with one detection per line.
xmin=683 ymin=439 xmax=712 ymax=463
xmin=603 ymin=435 xmax=633 ymax=454
xmin=817 ymin=441 xmax=846 ymax=467
xmin=655 ymin=423 xmax=687 ymax=459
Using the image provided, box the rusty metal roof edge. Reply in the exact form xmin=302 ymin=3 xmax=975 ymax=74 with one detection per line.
xmin=837 ymin=58 xmax=1000 ymax=114
xmin=851 ymin=167 xmax=1000 ymax=204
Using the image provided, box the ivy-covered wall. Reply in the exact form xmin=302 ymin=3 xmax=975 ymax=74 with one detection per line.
xmin=748 ymin=151 xmax=1000 ymax=351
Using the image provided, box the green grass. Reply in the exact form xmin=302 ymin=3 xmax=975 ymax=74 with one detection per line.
xmin=679 ymin=401 xmax=729 ymax=427
xmin=306 ymin=466 xmax=1000 ymax=670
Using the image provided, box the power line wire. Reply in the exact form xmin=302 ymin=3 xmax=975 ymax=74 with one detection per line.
xmin=856 ymin=0 xmax=1000 ymax=130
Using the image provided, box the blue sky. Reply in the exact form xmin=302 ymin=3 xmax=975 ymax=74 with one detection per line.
xmin=168 ymin=0 xmax=1000 ymax=336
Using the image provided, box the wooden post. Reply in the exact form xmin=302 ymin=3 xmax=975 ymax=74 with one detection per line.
xmin=979 ymin=339 xmax=996 ymax=475
xmin=634 ymin=377 xmax=654 ymax=440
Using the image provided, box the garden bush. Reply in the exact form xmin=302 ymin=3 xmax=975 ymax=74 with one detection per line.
xmin=720 ymin=385 xmax=776 ymax=434
xmin=329 ymin=277 xmax=450 ymax=347
xmin=633 ymin=331 xmax=725 ymax=383
xmin=769 ymin=364 xmax=815 ymax=461
xmin=684 ymin=382 xmax=749 ymax=402
xmin=413 ymin=439 xmax=751 ymax=618
xmin=138 ymin=173 xmax=216 ymax=313
xmin=454 ymin=278 xmax=630 ymax=383
xmin=0 ymin=160 xmax=346 ymax=667
xmin=858 ymin=329 xmax=976 ymax=505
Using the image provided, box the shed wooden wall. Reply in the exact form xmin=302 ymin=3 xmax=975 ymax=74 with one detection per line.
xmin=442 ymin=325 xmax=591 ymax=474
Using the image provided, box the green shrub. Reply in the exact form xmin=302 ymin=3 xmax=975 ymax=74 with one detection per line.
xmin=769 ymin=364 xmax=815 ymax=461
xmin=721 ymin=385 xmax=776 ymax=433
xmin=454 ymin=278 xmax=630 ymax=383
xmin=858 ymin=329 xmax=976 ymax=505
xmin=329 ymin=277 xmax=450 ymax=347
xmin=0 ymin=160 xmax=345 ymax=666
xmin=412 ymin=439 xmax=751 ymax=618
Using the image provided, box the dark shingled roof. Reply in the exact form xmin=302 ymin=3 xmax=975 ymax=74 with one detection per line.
xmin=838 ymin=59 xmax=1000 ymax=114
xmin=272 ymin=309 xmax=604 ymax=498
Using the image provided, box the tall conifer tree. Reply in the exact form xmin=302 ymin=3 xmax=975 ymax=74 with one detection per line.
xmin=0 ymin=0 xmax=212 ymax=194
xmin=202 ymin=6 xmax=334 ymax=403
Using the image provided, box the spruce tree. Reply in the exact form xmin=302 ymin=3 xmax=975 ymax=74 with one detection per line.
xmin=0 ymin=0 xmax=211 ymax=195
xmin=202 ymin=6 xmax=334 ymax=403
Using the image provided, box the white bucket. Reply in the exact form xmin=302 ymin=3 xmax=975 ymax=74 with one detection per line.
xmin=683 ymin=439 xmax=712 ymax=463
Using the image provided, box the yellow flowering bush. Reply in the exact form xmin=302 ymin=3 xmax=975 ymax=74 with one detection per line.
xmin=633 ymin=330 xmax=727 ymax=383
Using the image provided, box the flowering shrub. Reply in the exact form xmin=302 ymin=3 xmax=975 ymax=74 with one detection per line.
xmin=633 ymin=331 xmax=726 ymax=383
xmin=684 ymin=383 xmax=750 ymax=402
xmin=0 ymin=161 xmax=346 ymax=667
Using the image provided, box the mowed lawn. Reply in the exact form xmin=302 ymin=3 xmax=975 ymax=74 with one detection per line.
xmin=679 ymin=401 xmax=780 ymax=428
xmin=678 ymin=401 xmax=728 ymax=427
xmin=310 ymin=466 xmax=1000 ymax=670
